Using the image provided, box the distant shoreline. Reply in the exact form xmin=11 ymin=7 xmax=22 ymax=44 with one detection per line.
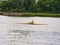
xmin=0 ymin=12 xmax=60 ymax=17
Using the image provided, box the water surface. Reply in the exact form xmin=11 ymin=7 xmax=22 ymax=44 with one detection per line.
xmin=0 ymin=15 xmax=60 ymax=45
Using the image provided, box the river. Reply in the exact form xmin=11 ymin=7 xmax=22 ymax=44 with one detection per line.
xmin=0 ymin=15 xmax=60 ymax=45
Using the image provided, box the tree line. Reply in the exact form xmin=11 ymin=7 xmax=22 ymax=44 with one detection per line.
xmin=0 ymin=0 xmax=60 ymax=13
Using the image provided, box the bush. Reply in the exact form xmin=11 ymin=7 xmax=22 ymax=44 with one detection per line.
xmin=0 ymin=12 xmax=3 ymax=15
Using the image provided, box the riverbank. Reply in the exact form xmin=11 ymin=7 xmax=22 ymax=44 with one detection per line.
xmin=0 ymin=12 xmax=60 ymax=17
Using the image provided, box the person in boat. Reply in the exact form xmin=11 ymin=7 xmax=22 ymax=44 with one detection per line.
xmin=28 ymin=20 xmax=34 ymax=24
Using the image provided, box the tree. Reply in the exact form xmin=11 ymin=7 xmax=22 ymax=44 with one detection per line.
xmin=37 ymin=0 xmax=60 ymax=13
xmin=50 ymin=0 xmax=60 ymax=13
xmin=24 ymin=0 xmax=36 ymax=12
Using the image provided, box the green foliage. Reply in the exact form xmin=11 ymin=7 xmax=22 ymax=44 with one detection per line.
xmin=0 ymin=0 xmax=60 ymax=13
xmin=37 ymin=0 xmax=60 ymax=13
xmin=0 ymin=12 xmax=3 ymax=15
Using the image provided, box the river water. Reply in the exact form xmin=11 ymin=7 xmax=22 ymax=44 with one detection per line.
xmin=0 ymin=15 xmax=60 ymax=45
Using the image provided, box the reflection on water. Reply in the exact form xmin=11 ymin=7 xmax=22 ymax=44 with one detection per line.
xmin=0 ymin=15 xmax=60 ymax=45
